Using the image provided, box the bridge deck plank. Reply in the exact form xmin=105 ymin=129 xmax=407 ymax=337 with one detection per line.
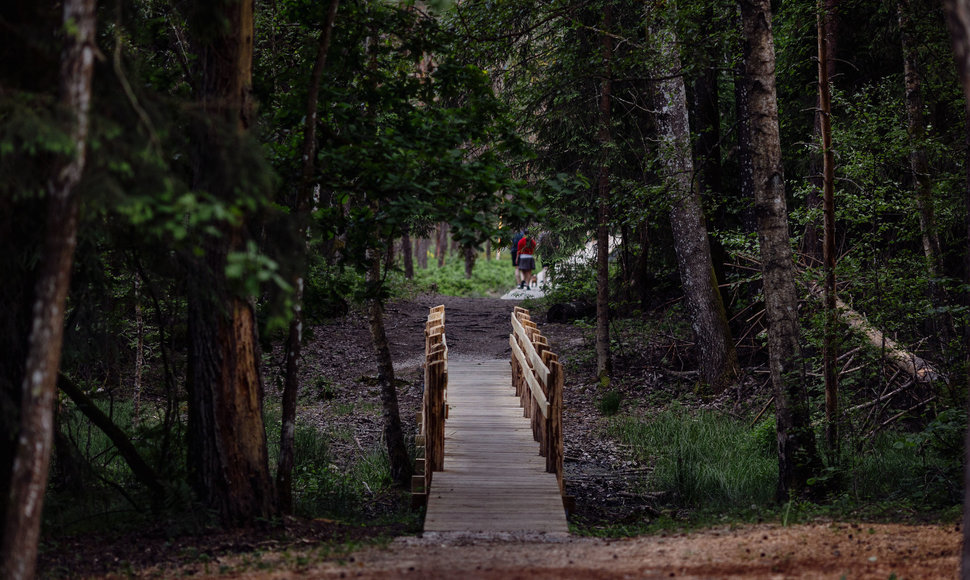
xmin=423 ymin=359 xmax=568 ymax=535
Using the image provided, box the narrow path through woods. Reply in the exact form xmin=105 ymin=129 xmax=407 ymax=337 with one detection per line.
xmin=37 ymin=294 xmax=962 ymax=578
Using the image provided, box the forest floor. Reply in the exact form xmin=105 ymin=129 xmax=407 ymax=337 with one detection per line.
xmin=39 ymin=294 xmax=961 ymax=578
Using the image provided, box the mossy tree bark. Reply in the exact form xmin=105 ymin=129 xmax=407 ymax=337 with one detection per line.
xmin=650 ymin=6 xmax=738 ymax=392
xmin=739 ymin=0 xmax=822 ymax=500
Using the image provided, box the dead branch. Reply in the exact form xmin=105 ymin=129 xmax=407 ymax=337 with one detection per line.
xmin=863 ymin=396 xmax=937 ymax=440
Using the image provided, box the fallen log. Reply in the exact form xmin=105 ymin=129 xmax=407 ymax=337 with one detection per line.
xmin=57 ymin=373 xmax=165 ymax=501
xmin=807 ymin=283 xmax=943 ymax=384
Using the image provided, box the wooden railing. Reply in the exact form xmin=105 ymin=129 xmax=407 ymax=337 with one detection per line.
xmin=412 ymin=305 xmax=447 ymax=507
xmin=509 ymin=306 xmax=570 ymax=508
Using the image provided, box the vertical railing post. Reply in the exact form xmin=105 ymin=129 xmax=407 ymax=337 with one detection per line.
xmin=413 ymin=305 xmax=447 ymax=508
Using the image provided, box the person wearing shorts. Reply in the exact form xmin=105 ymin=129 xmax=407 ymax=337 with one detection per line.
xmin=516 ymin=234 xmax=537 ymax=289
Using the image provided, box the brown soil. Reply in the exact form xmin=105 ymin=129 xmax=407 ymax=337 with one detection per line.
xmin=37 ymin=294 xmax=962 ymax=578
xmin=233 ymin=522 xmax=960 ymax=579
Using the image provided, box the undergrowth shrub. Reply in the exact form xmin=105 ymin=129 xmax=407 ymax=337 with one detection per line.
xmin=47 ymin=397 xmax=189 ymax=534
xmin=409 ymin=254 xmax=511 ymax=297
xmin=597 ymin=390 xmax=622 ymax=416
xmin=611 ymin=408 xmax=776 ymax=509
xmin=540 ymin=260 xmax=596 ymax=304
xmin=293 ymin=446 xmax=392 ymax=519
xmin=841 ymin=409 xmax=965 ymax=507
xmin=264 ymin=411 xmax=394 ymax=520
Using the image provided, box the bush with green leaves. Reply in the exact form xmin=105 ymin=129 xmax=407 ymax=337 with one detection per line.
xmin=409 ymin=254 xmax=513 ymax=297
xmin=597 ymin=390 xmax=622 ymax=416
xmin=842 ymin=409 xmax=965 ymax=507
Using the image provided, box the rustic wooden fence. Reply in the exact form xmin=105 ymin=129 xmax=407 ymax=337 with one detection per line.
xmin=509 ymin=306 xmax=570 ymax=507
xmin=412 ymin=305 xmax=447 ymax=507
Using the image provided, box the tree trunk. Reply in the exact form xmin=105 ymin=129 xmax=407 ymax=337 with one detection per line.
xmin=436 ymin=222 xmax=448 ymax=268
xmin=805 ymin=0 xmax=838 ymax=262
xmin=739 ymin=0 xmax=822 ymax=500
xmin=632 ymin=223 xmax=652 ymax=310
xmin=899 ymin=0 xmax=944 ymax=280
xmin=0 ymin=1 xmax=94 ymax=577
xmin=939 ymin=3 xmax=970 ymax=572
xmin=185 ymin=0 xmax=276 ymax=527
xmin=417 ymin=237 xmax=429 ymax=269
xmin=464 ymin=246 xmax=476 ymax=279
xmin=57 ymin=374 xmax=164 ymax=500
xmin=651 ymin=11 xmax=738 ymax=391
xmin=690 ymin=4 xmax=730 ymax=305
xmin=734 ymin=38 xmax=757 ymax=234
xmin=278 ymin=0 xmax=340 ymax=514
xmin=133 ymin=274 xmax=145 ymax=427
xmin=595 ymin=6 xmax=614 ymax=384
xmin=365 ymin=247 xmax=412 ymax=486
xmin=817 ymin=0 xmax=839 ymax=454
xmin=402 ymin=233 xmax=414 ymax=279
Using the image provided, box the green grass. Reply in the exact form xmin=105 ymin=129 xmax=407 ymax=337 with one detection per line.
xmin=610 ymin=407 xmax=777 ymax=509
xmin=605 ymin=405 xmax=963 ymax=533
xmin=263 ymin=411 xmax=399 ymax=521
xmin=292 ymin=446 xmax=393 ymax=520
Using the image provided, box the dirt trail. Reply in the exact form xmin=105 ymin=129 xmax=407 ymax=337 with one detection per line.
xmin=200 ymin=523 xmax=960 ymax=579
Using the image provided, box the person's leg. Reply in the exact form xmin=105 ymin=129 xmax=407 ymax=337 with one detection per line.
xmin=512 ymin=253 xmax=521 ymax=286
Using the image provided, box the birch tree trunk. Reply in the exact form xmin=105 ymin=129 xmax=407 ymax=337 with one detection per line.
xmin=739 ymin=0 xmax=822 ymax=500
xmin=0 ymin=1 xmax=95 ymax=577
xmin=278 ymin=0 xmax=339 ymax=515
xmin=185 ymin=0 xmax=277 ymax=526
xmin=595 ymin=6 xmax=614 ymax=383
xmin=650 ymin=10 xmax=737 ymax=391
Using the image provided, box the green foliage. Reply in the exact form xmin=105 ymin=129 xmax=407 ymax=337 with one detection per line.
xmin=596 ymin=390 xmax=622 ymax=416
xmin=408 ymin=254 xmax=512 ymax=297
xmin=45 ymin=396 xmax=194 ymax=535
xmin=751 ymin=417 xmax=777 ymax=457
xmin=292 ymin=446 xmax=393 ymax=520
xmin=261 ymin=410 xmax=397 ymax=521
xmin=541 ymin=261 xmax=598 ymax=305
xmin=612 ymin=408 xmax=777 ymax=509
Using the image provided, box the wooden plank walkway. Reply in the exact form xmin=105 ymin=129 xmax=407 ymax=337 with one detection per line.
xmin=423 ymin=359 xmax=569 ymax=534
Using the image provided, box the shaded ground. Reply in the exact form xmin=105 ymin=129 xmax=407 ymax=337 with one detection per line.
xmin=37 ymin=294 xmax=962 ymax=578
xmin=241 ymin=522 xmax=960 ymax=579
xmin=68 ymin=523 xmax=959 ymax=578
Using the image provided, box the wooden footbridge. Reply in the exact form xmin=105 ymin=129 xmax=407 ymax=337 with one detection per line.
xmin=412 ymin=306 xmax=571 ymax=534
